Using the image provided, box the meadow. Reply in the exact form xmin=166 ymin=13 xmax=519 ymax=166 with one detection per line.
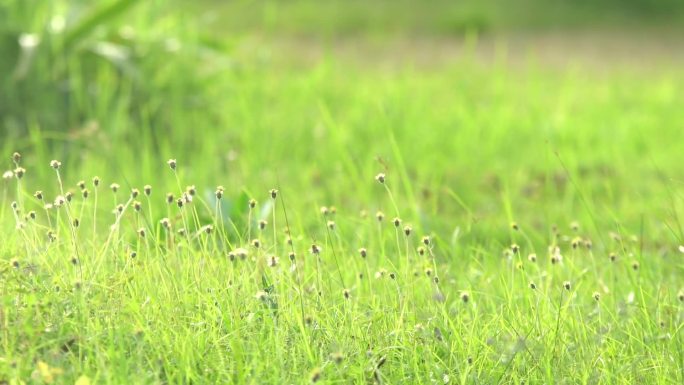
xmin=1 ymin=0 xmax=684 ymax=384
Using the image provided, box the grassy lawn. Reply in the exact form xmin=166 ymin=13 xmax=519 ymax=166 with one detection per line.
xmin=1 ymin=1 xmax=684 ymax=384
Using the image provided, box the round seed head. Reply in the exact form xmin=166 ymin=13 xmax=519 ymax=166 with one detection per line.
xmin=289 ymin=252 xmax=296 ymax=261
xmin=570 ymin=221 xmax=580 ymax=232
xmin=609 ymin=252 xmax=617 ymax=262
xmin=92 ymin=176 xmax=100 ymax=187
xmin=82 ymin=189 xmax=89 ymax=199
xmin=65 ymin=191 xmax=73 ymax=202
xmin=144 ymin=185 xmax=152 ymax=196
xmin=511 ymin=243 xmax=520 ymax=253
xmin=186 ymin=185 xmax=196 ymax=196
xmin=34 ymin=190 xmax=43 ymax=200
xmin=310 ymin=243 xmax=321 ymax=255
xmin=12 ymin=152 xmax=21 ymax=163
xmin=116 ymin=204 xmax=124 ymax=213
xmin=258 ymin=219 xmax=267 ymax=230
xmin=330 ymin=352 xmax=345 ymax=364
xmin=403 ymin=225 xmax=412 ymax=236
xmin=563 ymin=281 xmax=571 ymax=290
xmin=425 ymin=268 xmax=433 ymax=276
xmin=310 ymin=368 xmax=322 ymax=383
xmin=270 ymin=189 xmax=278 ymax=199
xmin=251 ymin=239 xmax=261 ymax=248
xmin=177 ymin=228 xmax=186 ymax=236
xmin=203 ymin=225 xmax=213 ymax=234
xmin=375 ymin=173 xmax=386 ymax=184
xmin=248 ymin=199 xmax=257 ymax=209
xmin=376 ymin=211 xmax=385 ymax=222
xmin=77 ymin=180 xmax=86 ymax=190
xmin=137 ymin=228 xmax=146 ymax=238
xmin=166 ymin=193 xmax=174 ymax=204
xmin=329 ymin=206 xmax=337 ymax=215
xmin=593 ymin=292 xmax=601 ymax=301
xmin=632 ymin=261 xmax=640 ymax=270
xmin=343 ymin=288 xmax=351 ymax=299
xmin=133 ymin=201 xmax=142 ymax=212
xmin=528 ymin=253 xmax=537 ymax=262
xmin=72 ymin=218 xmax=79 ymax=228
xmin=320 ymin=206 xmax=329 ymax=216
xmin=417 ymin=246 xmax=425 ymax=256
xmin=110 ymin=183 xmax=120 ymax=193
xmin=678 ymin=290 xmax=684 ymax=302
xmin=460 ymin=292 xmax=470 ymax=303
xmin=13 ymin=167 xmax=25 ymax=179
xmin=529 ymin=282 xmax=537 ymax=290
xmin=71 ymin=256 xmax=79 ymax=265
xmin=28 ymin=210 xmax=36 ymax=220
xmin=327 ymin=220 xmax=336 ymax=230
xmin=358 ymin=248 xmax=367 ymax=258
xmin=176 ymin=198 xmax=184 ymax=208
xmin=167 ymin=159 xmax=177 ymax=170
xmin=422 ymin=236 xmax=430 ymax=246
xmin=11 ymin=258 xmax=20 ymax=269
xmin=393 ymin=217 xmax=401 ymax=227
xmin=50 ymin=160 xmax=61 ymax=169
xmin=215 ymin=189 xmax=223 ymax=199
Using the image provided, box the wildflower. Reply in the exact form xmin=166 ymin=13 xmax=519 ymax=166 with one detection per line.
xmin=584 ymin=239 xmax=593 ymax=249
xmin=186 ymin=185 xmax=196 ymax=196
xmin=593 ymin=292 xmax=601 ymax=301
xmin=92 ymin=176 xmax=100 ymax=187
xmin=270 ymin=189 xmax=278 ymax=199
xmin=460 ymin=292 xmax=470 ymax=303
xmin=267 ymin=255 xmax=279 ymax=267
xmin=425 ymin=268 xmax=433 ymax=276
xmin=77 ymin=180 xmax=86 ymax=190
xmin=130 ymin=251 xmax=137 ymax=259
xmin=160 ymin=218 xmax=171 ymax=229
xmin=215 ymin=188 xmax=223 ymax=199
xmin=570 ymin=221 xmax=579 ymax=232
xmin=13 ymin=167 xmax=25 ymax=179
xmin=310 ymin=368 xmax=322 ymax=383
xmin=288 ymin=252 xmax=296 ymax=261
xmin=389 ymin=272 xmax=396 ymax=280
xmin=255 ymin=290 xmax=268 ymax=301
xmin=422 ymin=236 xmax=430 ymax=246
xmin=632 ymin=261 xmax=640 ymax=271
xmin=65 ymin=191 xmax=74 ymax=202
xmin=82 ymin=189 xmax=89 ymax=199
xmin=116 ymin=204 xmax=124 ymax=213
xmin=71 ymin=256 xmax=78 ymax=265
xmin=133 ymin=201 xmax=142 ymax=212
xmin=54 ymin=196 xmax=66 ymax=207
xmin=258 ymin=220 xmax=267 ymax=230
xmin=358 ymin=248 xmax=367 ymax=258
xmin=320 ymin=206 xmax=329 ymax=216
xmin=376 ymin=211 xmax=385 ymax=222
xmin=678 ymin=290 xmax=684 ymax=302
xmin=110 ymin=183 xmax=119 ymax=193
xmin=137 ymin=228 xmax=146 ymax=238
xmin=28 ymin=211 xmax=36 ymax=220
xmin=609 ymin=252 xmax=617 ymax=262
xmin=403 ymin=225 xmax=412 ymax=236
xmin=417 ymin=246 xmax=425 ymax=256
xmin=330 ymin=352 xmax=345 ymax=364
xmin=343 ymin=289 xmax=351 ymax=299
xmin=11 ymin=258 xmax=19 ymax=268
xmin=167 ymin=159 xmax=177 ymax=170
xmin=176 ymin=198 xmax=184 ymax=208
xmin=563 ymin=281 xmax=571 ymax=291
xmin=393 ymin=217 xmax=401 ymax=228
xmin=2 ymin=170 xmax=13 ymax=179
xmin=50 ymin=160 xmax=61 ymax=169
xmin=310 ymin=243 xmax=321 ymax=255
xmin=251 ymin=239 xmax=261 ymax=249
xmin=234 ymin=248 xmax=248 ymax=260
xmin=375 ymin=173 xmax=386 ymax=184
xmin=511 ymin=222 xmax=519 ymax=231
xmin=72 ymin=218 xmax=79 ymax=228
xmin=166 ymin=193 xmax=174 ymax=204
xmin=327 ymin=220 xmax=335 ymax=230
xmin=12 ymin=152 xmax=21 ymax=163
xmin=528 ymin=253 xmax=537 ymax=262
xmin=511 ymin=243 xmax=520 ymax=253
xmin=571 ymin=237 xmax=582 ymax=249
xmin=34 ymin=191 xmax=43 ymax=200
xmin=329 ymin=206 xmax=337 ymax=215
xmin=144 ymin=185 xmax=152 ymax=196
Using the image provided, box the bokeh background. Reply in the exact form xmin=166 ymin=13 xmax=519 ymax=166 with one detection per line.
xmin=2 ymin=0 xmax=684 ymax=237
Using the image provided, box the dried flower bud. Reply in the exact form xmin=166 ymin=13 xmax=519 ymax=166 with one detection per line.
xmin=460 ymin=292 xmax=470 ymax=303
xmin=50 ymin=160 xmax=61 ymax=169
xmin=92 ymin=176 xmax=100 ymax=187
xmin=137 ymin=228 xmax=146 ymax=237
xmin=167 ymin=159 xmax=177 ymax=170
xmin=270 ymin=189 xmax=278 ymax=199
xmin=144 ymin=185 xmax=152 ymax=196
xmin=376 ymin=211 xmax=385 ymax=222
xmin=375 ymin=173 xmax=386 ymax=184
xmin=166 ymin=193 xmax=174 ymax=204
xmin=403 ymin=225 xmax=412 ymax=236
xmin=13 ymin=167 xmax=25 ymax=179
xmin=82 ymin=189 xmax=89 ymax=199
xmin=563 ymin=281 xmax=571 ymax=291
xmin=110 ymin=183 xmax=120 ymax=193
xmin=248 ymin=199 xmax=257 ymax=209
xmin=133 ymin=201 xmax=142 ymax=212
xmin=12 ymin=152 xmax=21 ymax=163
xmin=77 ymin=180 xmax=86 ymax=190
xmin=393 ymin=217 xmax=401 ymax=228
xmin=358 ymin=248 xmax=367 ymax=258
xmin=34 ymin=190 xmax=44 ymax=200
xmin=310 ymin=244 xmax=321 ymax=255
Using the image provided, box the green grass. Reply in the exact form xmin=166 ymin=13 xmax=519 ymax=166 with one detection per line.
xmin=2 ymin=1 xmax=684 ymax=384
